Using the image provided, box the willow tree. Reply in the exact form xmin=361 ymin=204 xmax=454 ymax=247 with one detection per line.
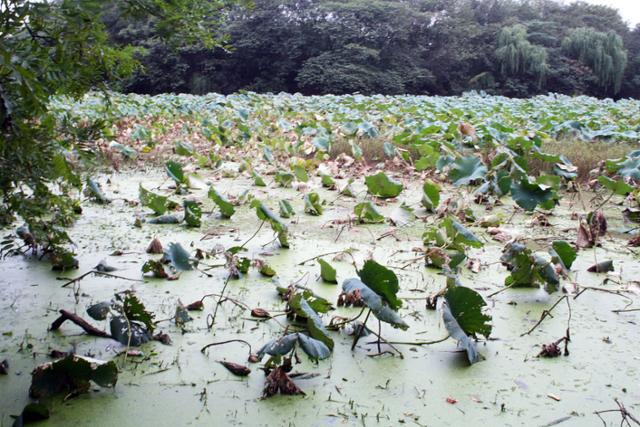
xmin=561 ymin=27 xmax=627 ymax=95
xmin=495 ymin=24 xmax=548 ymax=87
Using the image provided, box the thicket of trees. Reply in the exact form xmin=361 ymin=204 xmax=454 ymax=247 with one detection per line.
xmin=106 ymin=0 xmax=640 ymax=98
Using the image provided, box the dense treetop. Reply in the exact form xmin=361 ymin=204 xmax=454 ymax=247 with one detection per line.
xmin=108 ymin=0 xmax=640 ymax=99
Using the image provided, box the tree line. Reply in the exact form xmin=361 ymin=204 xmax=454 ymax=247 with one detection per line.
xmin=105 ymin=0 xmax=640 ymax=98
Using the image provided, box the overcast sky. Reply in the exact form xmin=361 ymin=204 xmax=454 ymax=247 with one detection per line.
xmin=577 ymin=0 xmax=640 ymax=27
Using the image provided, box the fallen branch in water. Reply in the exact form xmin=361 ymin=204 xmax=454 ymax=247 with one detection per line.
xmin=50 ymin=310 xmax=111 ymax=339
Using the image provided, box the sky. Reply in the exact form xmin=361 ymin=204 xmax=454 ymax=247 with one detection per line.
xmin=578 ymin=0 xmax=640 ymax=27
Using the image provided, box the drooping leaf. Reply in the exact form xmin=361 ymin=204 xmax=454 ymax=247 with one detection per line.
xmin=598 ymin=176 xmax=634 ymax=196
xmin=147 ymin=214 xmax=181 ymax=224
xmin=365 ymin=172 xmax=403 ymax=198
xmin=422 ymin=180 xmax=441 ymax=211
xmin=208 ymin=187 xmax=235 ymax=218
xmin=296 ymin=333 xmax=331 ymax=360
xmin=318 ymin=259 xmax=337 ymax=284
xmin=164 ymin=242 xmax=193 ymax=271
xmin=275 ymin=171 xmax=294 ymax=187
xmin=292 ymin=164 xmax=309 ymax=182
xmin=354 ymin=201 xmax=385 ymax=224
xmin=29 ymin=355 xmax=118 ymax=399
xmin=85 ymin=178 xmax=111 ymax=204
xmin=109 ymin=316 xmax=151 ymax=346
xmin=358 ymin=260 xmax=402 ymax=310
xmin=342 ymin=278 xmax=408 ymax=330
xmin=320 ymin=174 xmax=335 ymax=189
xmin=174 ymin=302 xmax=192 ymax=326
xmin=449 ymin=156 xmax=487 ymax=186
xmin=183 ymin=200 xmax=202 ymax=227
xmin=174 ymin=140 xmax=195 ymax=156
xmin=11 ymin=403 xmax=50 ymax=426
xmin=290 ymin=295 xmax=334 ymax=350
xmin=257 ymin=334 xmax=298 ymax=359
xmin=442 ymin=302 xmax=481 ymax=365
xmin=304 ymin=192 xmax=323 ymax=216
xmin=312 ymin=135 xmax=331 ymax=152
xmin=383 ymin=141 xmax=396 ymax=158
xmin=139 ymin=185 xmax=177 ymax=215
xmin=279 ymin=200 xmax=295 ymax=218
xmin=510 ymin=178 xmax=557 ymax=212
xmin=587 ymin=260 xmax=614 ymax=273
xmin=252 ymin=171 xmax=267 ymax=187
xmin=550 ymin=240 xmax=577 ymax=270
xmin=389 ymin=203 xmax=415 ymax=227
xmin=165 ymin=160 xmax=189 ymax=186
xmin=340 ymin=179 xmax=356 ymax=197
xmin=259 ymin=263 xmax=277 ymax=277
xmin=444 ymin=286 xmax=492 ymax=339
xmin=86 ymin=301 xmax=111 ymax=321
xmin=251 ymin=201 xmax=290 ymax=248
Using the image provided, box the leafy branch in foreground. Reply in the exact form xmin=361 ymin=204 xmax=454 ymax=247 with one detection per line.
xmin=0 ymin=0 xmax=243 ymax=265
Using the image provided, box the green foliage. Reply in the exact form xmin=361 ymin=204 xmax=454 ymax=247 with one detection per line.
xmin=251 ymin=200 xmax=290 ymax=248
xmin=318 ymin=259 xmax=338 ymax=284
xmin=357 ymin=260 xmax=402 ymax=310
xmin=365 ymin=172 xmax=403 ymax=198
xmin=422 ymin=180 xmax=441 ymax=212
xmin=303 ymin=192 xmax=323 ymax=216
xmin=562 ymin=27 xmax=627 ymax=94
xmin=342 ymin=278 xmax=408 ymax=330
xmin=208 ymin=187 xmax=235 ymax=219
xmin=0 ymin=0 xmax=240 ymax=262
xmin=495 ymin=24 xmax=548 ymax=87
xmin=354 ymin=201 xmax=385 ymax=224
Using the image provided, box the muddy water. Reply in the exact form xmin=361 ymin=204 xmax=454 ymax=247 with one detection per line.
xmin=1 ymin=170 xmax=638 ymax=426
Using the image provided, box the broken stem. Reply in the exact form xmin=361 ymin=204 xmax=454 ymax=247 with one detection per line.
xmin=351 ymin=309 xmax=371 ymax=351
xmin=200 ymin=339 xmax=253 ymax=357
xmin=521 ymin=296 xmax=569 ymax=337
xmin=60 ymin=270 xmax=144 ymax=288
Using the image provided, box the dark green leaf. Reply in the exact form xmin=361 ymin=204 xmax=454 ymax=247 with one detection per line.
xmin=510 ymin=178 xmax=557 ymax=212
xmin=354 ymin=201 xmax=385 ymax=224
xmin=444 ymin=286 xmax=492 ymax=339
xmin=208 ymin=187 xmax=235 ymax=218
xmin=587 ymin=260 xmax=614 ymax=273
xmin=318 ymin=259 xmax=337 ymax=284
xmin=449 ymin=156 xmax=487 ymax=186
xmin=86 ymin=302 xmax=111 ymax=321
xmin=342 ymin=278 xmax=408 ymax=330
xmin=304 ymin=192 xmax=323 ymax=216
xmin=164 ymin=242 xmax=193 ymax=271
xmin=551 ymin=240 xmax=577 ymax=270
xmin=422 ymin=180 xmax=441 ymax=211
xmin=183 ymin=200 xmax=202 ymax=227
xmin=279 ymin=200 xmax=294 ymax=218
xmin=358 ymin=260 xmax=402 ymax=310
xmin=365 ymin=172 xmax=403 ymax=198
xmin=29 ymin=355 xmax=118 ymax=399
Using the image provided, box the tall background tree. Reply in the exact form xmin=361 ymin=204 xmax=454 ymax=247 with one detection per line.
xmin=110 ymin=0 xmax=639 ymax=99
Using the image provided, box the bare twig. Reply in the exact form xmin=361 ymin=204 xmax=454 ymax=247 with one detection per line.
xmin=594 ymin=399 xmax=640 ymax=427
xmin=59 ymin=270 xmax=143 ymax=288
xmin=200 ymin=339 xmax=253 ymax=357
xmin=521 ymin=296 xmax=569 ymax=337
